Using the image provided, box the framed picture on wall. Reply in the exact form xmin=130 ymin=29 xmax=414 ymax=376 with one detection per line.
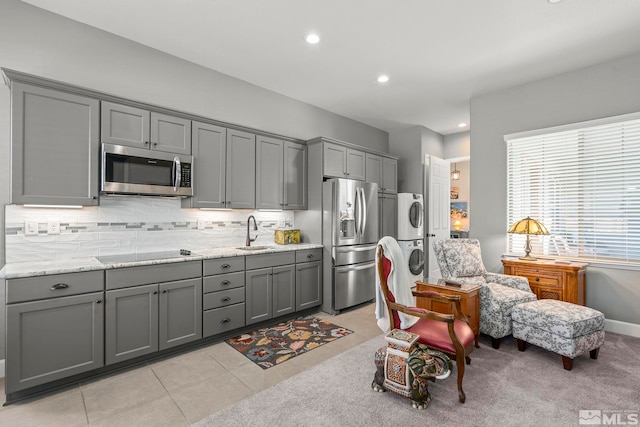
xmin=451 ymin=201 xmax=468 ymax=218
xmin=450 ymin=187 xmax=459 ymax=199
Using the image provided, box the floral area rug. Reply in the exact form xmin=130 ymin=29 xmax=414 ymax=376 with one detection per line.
xmin=225 ymin=315 xmax=353 ymax=369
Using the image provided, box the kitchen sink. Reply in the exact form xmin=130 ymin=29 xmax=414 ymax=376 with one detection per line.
xmin=236 ymin=246 xmax=270 ymax=251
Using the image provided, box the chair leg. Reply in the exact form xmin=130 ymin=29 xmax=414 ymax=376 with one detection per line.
xmin=590 ymin=348 xmax=600 ymax=360
xmin=562 ymin=356 xmax=573 ymax=371
xmin=491 ymin=337 xmax=501 ymax=349
xmin=455 ymin=352 xmax=466 ymax=404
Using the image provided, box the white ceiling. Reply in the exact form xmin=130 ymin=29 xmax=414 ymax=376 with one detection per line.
xmin=21 ymin=0 xmax=640 ymax=135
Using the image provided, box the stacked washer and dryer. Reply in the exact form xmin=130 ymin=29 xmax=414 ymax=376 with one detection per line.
xmin=397 ymin=193 xmax=425 ymax=285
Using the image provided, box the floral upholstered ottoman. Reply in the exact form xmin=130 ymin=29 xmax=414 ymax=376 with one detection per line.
xmin=511 ymin=299 xmax=605 ymax=370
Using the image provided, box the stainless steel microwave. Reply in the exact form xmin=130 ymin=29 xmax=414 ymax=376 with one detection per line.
xmin=101 ymin=144 xmax=193 ymax=197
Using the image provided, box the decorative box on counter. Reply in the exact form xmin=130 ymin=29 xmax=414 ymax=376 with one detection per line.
xmin=274 ymin=229 xmax=301 ymax=244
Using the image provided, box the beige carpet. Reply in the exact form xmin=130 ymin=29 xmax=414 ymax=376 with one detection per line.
xmin=194 ymin=332 xmax=640 ymax=427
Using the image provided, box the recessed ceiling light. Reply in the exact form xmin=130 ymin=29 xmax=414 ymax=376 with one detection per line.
xmin=548 ymin=0 xmax=562 ymax=3
xmin=377 ymin=75 xmax=389 ymax=83
xmin=305 ymin=33 xmax=320 ymax=44
xmin=458 ymin=123 xmax=467 ymax=128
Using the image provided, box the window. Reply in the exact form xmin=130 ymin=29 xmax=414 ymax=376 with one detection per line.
xmin=505 ymin=112 xmax=640 ymax=265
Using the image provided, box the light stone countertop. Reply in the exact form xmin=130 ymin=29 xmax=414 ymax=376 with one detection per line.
xmin=0 ymin=243 xmax=323 ymax=279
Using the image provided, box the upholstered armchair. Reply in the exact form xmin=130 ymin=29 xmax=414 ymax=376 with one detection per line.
xmin=433 ymin=239 xmax=537 ymax=349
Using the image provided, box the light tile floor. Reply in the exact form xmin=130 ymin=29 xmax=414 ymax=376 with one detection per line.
xmin=0 ymin=303 xmax=380 ymax=426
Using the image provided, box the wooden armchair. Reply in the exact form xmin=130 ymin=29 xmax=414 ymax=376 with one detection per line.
xmin=377 ymin=244 xmax=475 ymax=403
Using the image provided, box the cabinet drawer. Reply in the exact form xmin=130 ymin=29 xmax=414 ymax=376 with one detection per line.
xmin=515 ymin=268 xmax=561 ymax=288
xmin=246 ymin=252 xmax=295 ymax=270
xmin=296 ymin=248 xmax=322 ymax=263
xmin=203 ymin=287 xmax=245 ymax=310
xmin=203 ymin=271 xmax=245 ymax=293
xmin=203 ymin=256 xmax=245 ymax=275
xmin=106 ymin=261 xmax=201 ymax=290
xmin=7 ymin=271 xmax=104 ymax=303
xmin=203 ymin=303 xmax=246 ymax=338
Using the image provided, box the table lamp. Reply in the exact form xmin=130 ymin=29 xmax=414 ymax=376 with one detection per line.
xmin=508 ymin=216 xmax=549 ymax=260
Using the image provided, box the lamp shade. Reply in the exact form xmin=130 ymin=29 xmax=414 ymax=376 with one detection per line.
xmin=508 ymin=217 xmax=549 ymax=235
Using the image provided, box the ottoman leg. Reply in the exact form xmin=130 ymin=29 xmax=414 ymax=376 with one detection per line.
xmin=562 ymin=356 xmax=573 ymax=371
xmin=590 ymin=348 xmax=600 ymax=360
xmin=516 ymin=339 xmax=526 ymax=352
xmin=491 ymin=337 xmax=501 ymax=349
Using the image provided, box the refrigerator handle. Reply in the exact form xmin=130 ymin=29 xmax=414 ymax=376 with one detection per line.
xmin=360 ymin=188 xmax=367 ymax=236
xmin=353 ymin=188 xmax=360 ymax=237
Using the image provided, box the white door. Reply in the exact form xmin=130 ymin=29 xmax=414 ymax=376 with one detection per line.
xmin=425 ymin=155 xmax=451 ymax=279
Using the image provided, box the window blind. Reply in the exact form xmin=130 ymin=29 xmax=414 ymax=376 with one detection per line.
xmin=505 ymin=113 xmax=640 ymax=265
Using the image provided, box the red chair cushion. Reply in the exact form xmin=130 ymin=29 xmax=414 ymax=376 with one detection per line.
xmin=381 ymin=254 xmax=402 ymax=328
xmin=406 ymin=316 xmax=475 ymax=354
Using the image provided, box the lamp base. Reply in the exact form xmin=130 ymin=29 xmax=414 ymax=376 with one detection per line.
xmin=519 ymin=255 xmax=538 ymax=261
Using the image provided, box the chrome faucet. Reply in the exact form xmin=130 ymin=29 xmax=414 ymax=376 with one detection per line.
xmin=246 ymin=215 xmax=258 ymax=247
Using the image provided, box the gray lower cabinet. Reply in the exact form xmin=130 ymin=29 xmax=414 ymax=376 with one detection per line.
xmin=105 ymin=278 xmax=202 ymax=365
xmin=203 ymin=256 xmax=246 ymax=337
xmin=10 ymin=82 xmax=99 ymax=206
xmin=245 ymin=252 xmax=296 ymax=325
xmin=105 ymin=261 xmax=202 ymax=365
xmin=295 ymin=260 xmax=322 ymax=311
xmin=6 ymin=291 xmax=104 ymax=395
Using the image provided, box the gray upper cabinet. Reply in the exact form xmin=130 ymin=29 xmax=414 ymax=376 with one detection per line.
xmin=101 ymin=101 xmax=191 ymax=155
xmin=323 ymin=142 xmax=365 ymax=180
xmin=380 ymin=193 xmax=398 ymax=238
xmin=256 ymin=136 xmax=307 ymax=210
xmin=381 ymin=157 xmax=398 ymax=193
xmin=11 ymin=83 xmax=99 ymax=206
xmin=184 ymin=121 xmax=227 ymax=208
xmin=256 ymin=135 xmax=284 ymax=210
xmin=284 ymin=141 xmax=307 ymax=210
xmin=366 ymin=153 xmax=397 ymax=193
xmin=226 ymin=129 xmax=256 ymax=209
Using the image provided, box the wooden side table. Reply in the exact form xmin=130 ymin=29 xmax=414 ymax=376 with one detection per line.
xmin=414 ymin=280 xmax=481 ymax=347
xmin=501 ymin=258 xmax=588 ymax=306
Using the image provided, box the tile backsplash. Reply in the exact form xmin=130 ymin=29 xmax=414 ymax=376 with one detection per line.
xmin=4 ymin=197 xmax=294 ymax=263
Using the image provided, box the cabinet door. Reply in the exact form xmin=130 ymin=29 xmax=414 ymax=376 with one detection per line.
xmin=346 ymin=148 xmax=366 ymax=181
xmin=6 ymin=292 xmax=104 ymax=394
xmin=380 ymin=193 xmax=398 ymax=238
xmin=226 ymin=129 xmax=256 ymax=209
xmin=273 ymin=265 xmax=295 ymax=317
xmin=105 ymin=284 xmax=159 ymax=365
xmin=323 ymin=143 xmax=347 ymax=178
xmin=382 ymin=157 xmax=398 ymax=193
xmin=150 ymin=112 xmax=192 ymax=155
xmin=159 ymin=278 xmax=202 ymax=350
xmin=186 ymin=121 xmax=227 ymax=208
xmin=245 ymin=268 xmax=272 ymax=325
xmin=255 ymin=135 xmax=284 ymax=209
xmin=296 ymin=261 xmax=322 ymax=311
xmin=365 ymin=153 xmax=382 ymax=186
xmin=284 ymin=141 xmax=307 ymax=210
xmin=101 ymin=101 xmax=150 ymax=148
xmin=11 ymin=83 xmax=99 ymax=205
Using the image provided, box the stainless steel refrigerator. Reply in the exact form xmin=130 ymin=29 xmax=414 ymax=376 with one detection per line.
xmin=322 ymin=179 xmax=379 ymax=314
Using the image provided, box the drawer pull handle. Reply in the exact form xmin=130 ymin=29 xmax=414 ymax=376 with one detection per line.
xmin=307 ymin=254 xmax=314 ymax=259
xmin=535 ymin=277 xmax=540 ymax=282
xmin=51 ymin=283 xmax=69 ymax=290
xmin=221 ymin=296 xmax=231 ymax=302
xmin=221 ymin=318 xmax=231 ymax=324
xmin=221 ymin=280 xmax=231 ymax=286
xmin=221 ymin=264 xmax=231 ymax=269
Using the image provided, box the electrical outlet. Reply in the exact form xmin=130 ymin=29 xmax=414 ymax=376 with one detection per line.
xmin=25 ymin=221 xmax=39 ymax=236
xmin=278 ymin=219 xmax=286 ymax=228
xmin=48 ymin=221 xmax=61 ymax=235
xmin=197 ymin=220 xmax=205 ymax=230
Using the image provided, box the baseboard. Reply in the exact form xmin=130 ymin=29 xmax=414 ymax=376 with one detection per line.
xmin=0 ymin=359 xmax=4 ymax=379
xmin=605 ymin=319 xmax=640 ymax=338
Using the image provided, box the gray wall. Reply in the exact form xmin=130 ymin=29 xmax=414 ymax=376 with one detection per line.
xmin=443 ymin=131 xmax=470 ymax=159
xmin=390 ymin=125 xmax=444 ymax=194
xmin=0 ymin=0 xmax=389 ymax=361
xmin=471 ymin=51 xmax=640 ymax=326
